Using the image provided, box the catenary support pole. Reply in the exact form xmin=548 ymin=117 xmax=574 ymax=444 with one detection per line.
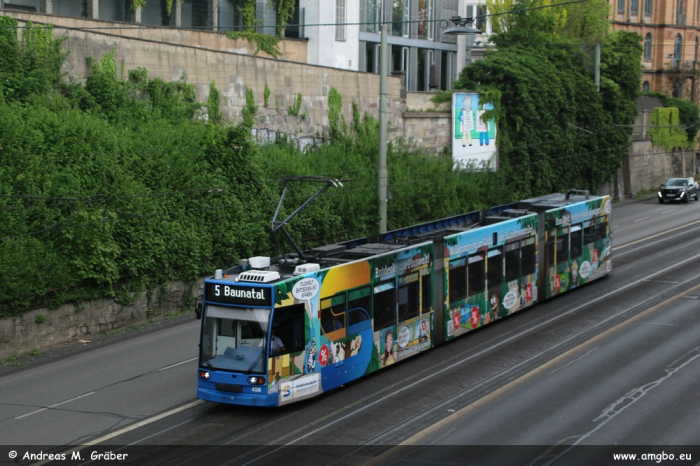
xmin=378 ymin=24 xmax=389 ymax=234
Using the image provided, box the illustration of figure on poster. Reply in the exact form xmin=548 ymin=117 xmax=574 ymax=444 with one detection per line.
xmin=458 ymin=95 xmax=475 ymax=147
xmin=380 ymin=328 xmax=398 ymax=367
xmin=305 ymin=337 xmax=317 ymax=373
xmin=477 ymin=104 xmax=490 ymax=146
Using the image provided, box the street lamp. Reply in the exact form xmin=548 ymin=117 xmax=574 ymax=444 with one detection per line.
xmin=443 ymin=16 xmax=481 ymax=69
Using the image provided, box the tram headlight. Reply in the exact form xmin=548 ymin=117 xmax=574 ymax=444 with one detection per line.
xmin=199 ymin=370 xmax=211 ymax=380
xmin=248 ymin=376 xmax=266 ymax=385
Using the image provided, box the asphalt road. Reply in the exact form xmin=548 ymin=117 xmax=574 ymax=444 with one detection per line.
xmin=2 ymin=195 xmax=700 ymax=466
xmin=0 ymin=319 xmax=200 ymax=445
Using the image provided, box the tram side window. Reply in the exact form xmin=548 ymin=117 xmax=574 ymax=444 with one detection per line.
xmin=595 ymin=221 xmax=608 ymax=241
xmin=399 ymin=279 xmax=420 ymax=321
xmin=321 ymin=295 xmax=346 ymax=334
xmin=373 ymin=282 xmax=396 ymax=330
xmin=421 ymin=273 xmax=431 ymax=314
xmin=556 ymin=228 xmax=569 ymax=261
xmin=583 ymin=224 xmax=597 ymax=245
xmin=348 ymin=286 xmax=371 ymax=325
xmin=570 ymin=225 xmax=583 ymax=258
xmin=487 ymin=249 xmax=503 ymax=289
xmin=468 ymin=253 xmax=485 ymax=295
xmin=270 ymin=304 xmax=305 ymax=355
xmin=547 ymin=233 xmax=556 ymax=264
xmin=505 ymin=242 xmax=520 ymax=282
xmin=521 ymin=242 xmax=537 ymax=276
xmin=449 ymin=258 xmax=467 ymax=304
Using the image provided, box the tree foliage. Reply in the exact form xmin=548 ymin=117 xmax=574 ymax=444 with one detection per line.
xmin=487 ymin=0 xmax=610 ymax=44
xmin=455 ymin=0 xmax=641 ymax=199
xmin=0 ymin=17 xmax=512 ymax=317
xmin=642 ymin=91 xmax=700 ymax=147
xmin=557 ymin=0 xmax=611 ymax=43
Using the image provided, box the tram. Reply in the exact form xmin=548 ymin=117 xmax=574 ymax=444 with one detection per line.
xmin=196 ymin=190 xmax=612 ymax=406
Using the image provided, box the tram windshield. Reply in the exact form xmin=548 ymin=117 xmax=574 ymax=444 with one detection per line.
xmin=200 ymin=305 xmax=269 ymax=373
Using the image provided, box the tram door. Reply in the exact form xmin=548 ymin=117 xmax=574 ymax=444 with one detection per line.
xmin=569 ymin=224 xmax=583 ymax=289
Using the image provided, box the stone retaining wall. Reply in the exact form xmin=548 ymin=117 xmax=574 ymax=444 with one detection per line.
xmin=0 ymin=279 xmax=204 ymax=360
xmin=4 ymin=11 xmax=405 ymax=141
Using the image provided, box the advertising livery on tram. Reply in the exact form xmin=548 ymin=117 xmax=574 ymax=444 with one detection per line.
xmin=196 ymin=191 xmax=612 ymax=407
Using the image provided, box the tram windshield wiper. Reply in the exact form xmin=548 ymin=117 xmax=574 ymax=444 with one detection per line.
xmin=247 ymin=350 xmax=264 ymax=373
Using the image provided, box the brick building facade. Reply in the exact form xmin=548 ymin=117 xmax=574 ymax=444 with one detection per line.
xmin=610 ymin=0 xmax=700 ymax=101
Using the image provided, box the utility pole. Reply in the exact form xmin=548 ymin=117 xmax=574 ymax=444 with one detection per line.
xmin=378 ymin=23 xmax=388 ymax=234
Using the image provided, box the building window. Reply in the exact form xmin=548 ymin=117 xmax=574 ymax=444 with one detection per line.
xmin=673 ymin=78 xmax=682 ymax=97
xmin=364 ymin=0 xmax=383 ymax=33
xmin=618 ymin=0 xmax=625 ymax=13
xmin=674 ymin=33 xmax=683 ymax=66
xmin=365 ymin=41 xmax=378 ymax=73
xmin=642 ymin=81 xmax=650 ymax=92
xmin=418 ymin=0 xmax=434 ymax=40
xmin=677 ymin=0 xmax=684 ymax=17
xmin=392 ymin=0 xmax=409 ymax=37
xmin=632 ymin=0 xmax=639 ymax=13
xmin=695 ymin=37 xmax=699 ymax=61
xmin=644 ymin=33 xmax=652 ymax=60
xmin=335 ymin=0 xmax=346 ymax=41
xmin=645 ymin=0 xmax=653 ymax=14
xmin=476 ymin=4 xmax=487 ymax=32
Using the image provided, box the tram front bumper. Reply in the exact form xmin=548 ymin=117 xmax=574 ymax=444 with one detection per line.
xmin=197 ymin=386 xmax=278 ymax=407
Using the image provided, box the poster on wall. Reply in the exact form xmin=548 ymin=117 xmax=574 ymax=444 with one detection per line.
xmin=452 ymin=92 xmax=497 ymax=169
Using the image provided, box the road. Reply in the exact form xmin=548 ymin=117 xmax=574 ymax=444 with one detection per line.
xmin=1 ymin=196 xmax=700 ymax=466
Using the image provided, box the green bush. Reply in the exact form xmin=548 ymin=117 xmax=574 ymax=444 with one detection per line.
xmin=1 ymin=14 xmax=634 ymax=319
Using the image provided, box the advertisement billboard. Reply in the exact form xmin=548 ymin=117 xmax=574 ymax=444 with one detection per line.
xmin=452 ymin=92 xmax=497 ymax=168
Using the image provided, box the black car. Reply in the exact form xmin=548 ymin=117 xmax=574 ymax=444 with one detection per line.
xmin=658 ymin=177 xmax=700 ymax=203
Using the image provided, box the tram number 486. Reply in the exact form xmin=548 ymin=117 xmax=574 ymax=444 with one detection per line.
xmin=252 ymin=387 xmax=262 ymax=393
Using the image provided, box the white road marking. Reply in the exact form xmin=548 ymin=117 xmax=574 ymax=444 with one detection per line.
xmin=83 ymin=399 xmax=204 ymax=445
xmin=633 ymin=216 xmax=649 ymax=223
xmin=15 ymin=392 xmax=95 ymax=420
xmin=546 ymin=349 xmax=700 ymax=466
xmin=159 ymin=357 xmax=198 ymax=371
xmin=31 ymin=400 xmax=205 ymax=466
xmin=662 ymin=209 xmax=676 ymax=214
xmin=641 ymin=321 xmax=678 ymax=326
xmin=241 ymin=255 xmax=700 ymax=466
xmin=547 ymin=348 xmax=599 ymax=375
xmin=615 ymin=219 xmax=700 ymax=250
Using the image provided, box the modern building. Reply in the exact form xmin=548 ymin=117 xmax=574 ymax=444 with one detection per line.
xmin=610 ymin=0 xmax=700 ymax=100
xmin=0 ymin=0 xmax=491 ymax=92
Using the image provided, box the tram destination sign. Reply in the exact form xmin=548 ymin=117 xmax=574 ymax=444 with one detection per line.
xmin=205 ymin=282 xmax=272 ymax=307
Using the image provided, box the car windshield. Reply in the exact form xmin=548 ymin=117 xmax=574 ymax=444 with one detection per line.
xmin=667 ymin=179 xmax=689 ymax=187
xmin=200 ymin=305 xmax=269 ymax=373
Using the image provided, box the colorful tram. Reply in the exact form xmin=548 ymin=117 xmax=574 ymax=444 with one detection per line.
xmin=196 ymin=191 xmax=613 ymax=406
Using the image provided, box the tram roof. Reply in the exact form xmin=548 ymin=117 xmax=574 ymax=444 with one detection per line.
xmin=215 ymin=191 xmax=606 ymax=284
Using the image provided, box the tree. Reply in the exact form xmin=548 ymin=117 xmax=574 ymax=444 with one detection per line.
xmin=453 ymin=20 xmax=642 ymax=197
xmin=486 ymin=0 xmax=567 ymax=47
xmin=557 ymin=0 xmax=611 ymax=43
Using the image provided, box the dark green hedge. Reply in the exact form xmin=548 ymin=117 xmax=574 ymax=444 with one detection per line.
xmin=0 ymin=18 xmax=508 ymax=316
